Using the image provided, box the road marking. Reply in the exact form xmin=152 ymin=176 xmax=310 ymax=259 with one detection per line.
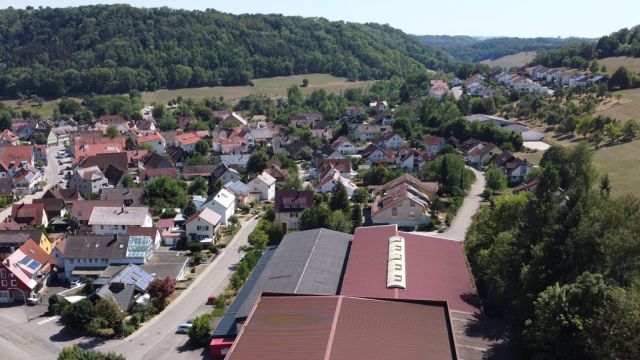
xmin=37 ymin=316 xmax=59 ymax=325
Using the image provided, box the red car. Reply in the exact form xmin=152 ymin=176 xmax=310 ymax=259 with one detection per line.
xmin=206 ymin=295 xmax=217 ymax=304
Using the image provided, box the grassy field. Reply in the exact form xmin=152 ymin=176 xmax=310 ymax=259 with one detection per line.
xmin=597 ymin=88 xmax=640 ymax=121
xmin=481 ymin=51 xmax=537 ymax=69
xmin=599 ymin=56 xmax=640 ymax=75
xmin=592 ymin=140 xmax=640 ymax=197
xmin=1 ymin=98 xmax=61 ymax=118
xmin=140 ymin=74 xmax=375 ymax=105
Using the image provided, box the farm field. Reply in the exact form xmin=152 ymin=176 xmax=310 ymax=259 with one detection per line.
xmin=1 ymin=74 xmax=375 ymax=117
xmin=599 ymin=56 xmax=640 ymax=75
xmin=481 ymin=51 xmax=537 ymax=69
xmin=139 ymin=74 xmax=375 ymax=104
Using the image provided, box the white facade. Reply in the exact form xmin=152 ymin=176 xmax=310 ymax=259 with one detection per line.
xmin=247 ymin=172 xmax=276 ymax=201
xmin=204 ymin=189 xmax=236 ymax=225
xmin=185 ymin=208 xmax=221 ymax=241
xmin=334 ymin=140 xmax=358 ymax=155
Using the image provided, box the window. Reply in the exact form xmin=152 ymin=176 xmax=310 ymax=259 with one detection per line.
xmin=409 ymin=211 xmax=416 ymax=217
xmin=392 ymin=207 xmax=398 ymax=216
xmin=1 ymin=280 xmax=6 ymax=287
xmin=409 ymin=200 xmax=415 ymax=207
xmin=0 ymin=269 xmax=5 ymax=278
xmin=10 ymin=280 xmax=16 ymax=287
xmin=121 ymin=225 xmax=126 ymax=230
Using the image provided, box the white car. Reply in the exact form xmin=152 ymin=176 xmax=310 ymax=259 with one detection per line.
xmin=176 ymin=323 xmax=192 ymax=334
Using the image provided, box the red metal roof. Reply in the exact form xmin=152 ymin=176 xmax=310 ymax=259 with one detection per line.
xmin=340 ymin=225 xmax=479 ymax=314
xmin=225 ymin=294 xmax=457 ymax=360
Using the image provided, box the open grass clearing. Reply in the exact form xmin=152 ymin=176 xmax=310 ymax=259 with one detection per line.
xmin=481 ymin=51 xmax=537 ymax=69
xmin=140 ymin=74 xmax=375 ymax=105
xmin=599 ymin=56 xmax=640 ymax=75
xmin=597 ymin=88 xmax=640 ymax=122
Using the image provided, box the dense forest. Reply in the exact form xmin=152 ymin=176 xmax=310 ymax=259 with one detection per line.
xmin=0 ymin=5 xmax=454 ymax=98
xmin=415 ymin=35 xmax=591 ymax=62
xmin=533 ymin=25 xmax=640 ymax=68
xmin=466 ymin=144 xmax=640 ymax=359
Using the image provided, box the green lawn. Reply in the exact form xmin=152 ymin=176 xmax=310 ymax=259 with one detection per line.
xmin=592 ymin=139 xmax=640 ymax=197
xmin=140 ymin=73 xmax=375 ymax=105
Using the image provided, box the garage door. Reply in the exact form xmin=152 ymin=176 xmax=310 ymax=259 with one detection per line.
xmin=0 ymin=291 xmax=9 ymax=304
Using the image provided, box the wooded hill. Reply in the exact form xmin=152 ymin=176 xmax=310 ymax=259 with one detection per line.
xmin=533 ymin=25 xmax=640 ymax=68
xmin=415 ymin=35 xmax=592 ymax=62
xmin=0 ymin=5 xmax=453 ymax=98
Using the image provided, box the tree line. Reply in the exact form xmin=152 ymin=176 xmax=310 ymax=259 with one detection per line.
xmin=466 ymin=143 xmax=640 ymax=358
xmin=0 ymin=4 xmax=454 ymax=98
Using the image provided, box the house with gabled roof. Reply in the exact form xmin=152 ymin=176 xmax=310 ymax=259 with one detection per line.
xmin=211 ymin=162 xmax=242 ymax=185
xmin=139 ymin=168 xmax=177 ymax=183
xmin=0 ymin=240 xmax=53 ymax=303
xmin=371 ymin=173 xmax=437 ymax=227
xmin=11 ymin=203 xmax=48 ymax=228
xmin=361 ymin=144 xmax=396 ymax=167
xmin=0 ymin=145 xmax=34 ymax=178
xmin=265 ymin=165 xmax=289 ymax=182
xmin=369 ymin=100 xmax=389 ymax=113
xmin=355 ymin=124 xmax=392 ymax=142
xmin=204 ymin=189 xmax=236 ymax=225
xmin=0 ymin=129 xmax=19 ymax=145
xmin=396 ymin=148 xmax=433 ymax=173
xmin=69 ymin=166 xmax=109 ymax=194
xmin=464 ymin=141 xmax=502 ymax=167
xmin=89 ymin=206 xmax=153 ymax=235
xmin=136 ymin=132 xmax=166 ymax=153
xmin=331 ymin=136 xmax=358 ymax=155
xmin=175 ymin=132 xmax=200 ymax=153
xmin=423 ymin=135 xmax=446 ymax=154
xmin=315 ymin=168 xmax=357 ymax=198
xmin=274 ymin=190 xmax=314 ymax=231
xmin=373 ymin=132 xmax=406 ymax=149
xmin=185 ymin=208 xmax=222 ymax=241
xmin=247 ymin=171 xmax=276 ymax=201
xmin=223 ymin=181 xmax=256 ymax=207
xmin=493 ymin=151 xmax=533 ymax=184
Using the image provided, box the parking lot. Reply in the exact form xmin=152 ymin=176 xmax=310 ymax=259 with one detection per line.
xmin=55 ymin=149 xmax=73 ymax=187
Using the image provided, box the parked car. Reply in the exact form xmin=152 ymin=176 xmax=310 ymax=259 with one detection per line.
xmin=176 ymin=323 xmax=192 ymax=334
xmin=206 ymin=295 xmax=217 ymax=305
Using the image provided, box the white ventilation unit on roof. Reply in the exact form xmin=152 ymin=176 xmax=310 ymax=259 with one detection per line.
xmin=387 ymin=235 xmax=406 ymax=289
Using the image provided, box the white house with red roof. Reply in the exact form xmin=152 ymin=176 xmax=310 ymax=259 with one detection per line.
xmin=246 ymin=171 xmax=276 ymax=201
xmin=175 ymin=132 xmax=200 ymax=153
xmin=137 ymin=132 xmax=166 ymax=153
xmin=330 ymin=136 xmax=358 ymax=155
xmin=314 ymin=168 xmax=357 ymax=198
xmin=0 ymin=239 xmax=53 ymax=303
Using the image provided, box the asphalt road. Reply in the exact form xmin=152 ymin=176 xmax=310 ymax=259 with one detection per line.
xmin=440 ymin=167 xmax=485 ymax=241
xmin=0 ymin=145 xmax=62 ymax=221
xmin=0 ymin=216 xmax=258 ymax=360
xmin=94 ymin=217 xmax=258 ymax=360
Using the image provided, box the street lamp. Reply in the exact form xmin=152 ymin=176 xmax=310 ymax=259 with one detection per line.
xmin=8 ymin=287 xmax=29 ymax=322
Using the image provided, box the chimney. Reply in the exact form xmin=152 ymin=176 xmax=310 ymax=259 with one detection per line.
xmin=120 ymin=205 xmax=125 ymax=214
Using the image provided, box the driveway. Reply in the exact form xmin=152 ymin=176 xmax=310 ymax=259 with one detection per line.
xmin=0 ymin=217 xmax=259 ymax=360
xmin=432 ymin=167 xmax=486 ymax=241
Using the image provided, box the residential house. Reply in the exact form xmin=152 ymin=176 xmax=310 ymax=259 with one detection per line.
xmin=0 ymin=145 xmax=34 ymax=178
xmin=219 ymin=154 xmax=251 ymax=170
xmin=69 ymin=166 xmax=108 ymax=194
xmin=0 ymin=178 xmax=12 ymax=196
xmin=493 ymin=152 xmax=533 ymax=184
xmin=369 ymin=100 xmax=389 ymax=113
xmin=371 ymin=113 xmax=395 ymax=126
xmin=0 ymin=230 xmax=51 ymax=258
xmin=211 ymin=163 xmax=242 ymax=185
xmin=32 ymin=198 xmax=67 ymax=223
xmin=331 ymin=136 xmax=358 ymax=155
xmin=165 ymin=146 xmax=186 ymax=167
xmin=72 ymin=135 xmax=125 ymax=165
xmin=182 ymin=164 xmax=217 ymax=180
xmin=11 ymin=203 xmax=48 ymax=228
xmin=223 ymin=181 xmax=256 ymax=207
xmin=139 ymin=168 xmax=177 ymax=183
xmin=361 ymin=144 xmax=395 ymax=167
xmin=126 ymin=149 xmax=149 ymax=168
xmin=139 ymin=152 xmax=173 ymax=170
xmin=396 ymin=148 xmax=433 ymax=173
xmin=204 ymin=189 xmax=236 ymax=225
xmin=265 ymin=165 xmax=289 ymax=182
xmin=226 ymin=112 xmax=248 ymax=127
xmin=90 ymin=264 xmax=155 ymax=312
xmin=12 ymin=165 xmax=43 ymax=193
xmin=345 ymin=105 xmax=366 ymax=117
xmin=63 ymin=234 xmax=154 ymax=280
xmin=317 ymin=157 xmax=352 ymax=179
xmin=0 ymin=240 xmax=53 ymax=303
xmin=288 ymin=113 xmax=322 ymax=128
xmin=274 ymin=190 xmax=314 ymax=231
xmin=127 ymin=227 xmax=162 ymax=251
xmin=246 ymin=172 xmax=276 ymax=201
xmin=69 ymin=200 xmax=124 ymax=229
xmin=423 ymin=135 xmax=446 ymax=154
xmin=89 ymin=206 xmax=153 ymax=235
xmin=315 ymin=168 xmax=357 ymax=198
xmin=463 ymin=140 xmax=502 ymax=167
xmin=0 ymin=130 xmax=19 ymax=145
xmin=100 ymin=188 xmax=145 ymax=207
xmin=136 ymin=132 xmax=166 ymax=153
xmin=178 ymin=117 xmax=197 ymax=129
xmin=42 ymin=186 xmax=83 ymax=207
xmin=32 ymin=144 xmax=47 ymax=163
xmin=185 ymin=208 xmax=222 ymax=241
xmin=428 ymin=80 xmax=451 ymax=100
xmin=79 ymin=152 xmax=128 ymax=186
xmin=47 ymin=126 xmax=74 ymax=147
xmin=371 ymin=173 xmax=438 ymax=227
xmin=175 ymin=132 xmax=200 ymax=153
xmin=374 ymin=132 xmax=405 ymax=149
xmin=355 ymin=124 xmax=391 ymax=142
xmin=310 ymin=128 xmax=332 ymax=141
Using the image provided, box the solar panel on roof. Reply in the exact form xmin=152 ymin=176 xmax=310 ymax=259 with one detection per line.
xmin=19 ymin=256 xmax=31 ymax=265
xmin=27 ymin=260 xmax=41 ymax=270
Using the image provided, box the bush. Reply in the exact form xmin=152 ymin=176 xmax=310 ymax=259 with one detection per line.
xmin=482 ymin=189 xmax=494 ymax=199
xmin=129 ymin=312 xmax=143 ymax=329
xmin=188 ymin=313 xmax=212 ymax=346
xmin=114 ymin=320 xmax=134 ymax=338
xmin=188 ymin=242 xmax=203 ymax=254
xmin=62 ymin=298 xmax=95 ymax=331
